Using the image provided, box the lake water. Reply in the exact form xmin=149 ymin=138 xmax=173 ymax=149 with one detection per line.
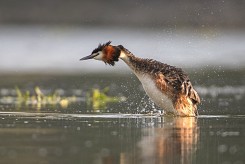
xmin=0 ymin=70 xmax=244 ymax=164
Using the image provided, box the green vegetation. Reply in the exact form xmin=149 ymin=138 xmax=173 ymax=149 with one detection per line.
xmin=0 ymin=86 xmax=125 ymax=110
xmin=86 ymin=87 xmax=126 ymax=110
xmin=14 ymin=86 xmax=76 ymax=109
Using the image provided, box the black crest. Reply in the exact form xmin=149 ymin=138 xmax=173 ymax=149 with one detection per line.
xmin=92 ymin=41 xmax=111 ymax=54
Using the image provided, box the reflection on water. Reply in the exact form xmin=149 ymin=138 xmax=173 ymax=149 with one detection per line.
xmin=135 ymin=117 xmax=198 ymax=164
xmin=0 ymin=113 xmax=199 ymax=164
xmin=0 ymin=113 xmax=244 ymax=164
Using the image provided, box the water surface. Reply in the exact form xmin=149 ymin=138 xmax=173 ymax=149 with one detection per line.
xmin=0 ymin=112 xmax=244 ymax=164
xmin=0 ymin=70 xmax=244 ymax=164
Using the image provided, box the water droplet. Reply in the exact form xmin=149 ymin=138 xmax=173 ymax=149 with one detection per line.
xmin=38 ymin=148 xmax=48 ymax=157
xmin=111 ymin=131 xmax=118 ymax=136
xmin=8 ymin=150 xmax=17 ymax=159
xmin=229 ymin=145 xmax=237 ymax=154
xmin=54 ymin=148 xmax=63 ymax=156
xmin=222 ymin=161 xmax=231 ymax=164
xmin=101 ymin=148 xmax=110 ymax=157
xmin=209 ymin=131 xmax=214 ymax=136
xmin=32 ymin=134 xmax=38 ymax=140
xmin=85 ymin=141 xmax=93 ymax=148
xmin=218 ymin=144 xmax=227 ymax=153
xmin=70 ymin=146 xmax=79 ymax=154
xmin=0 ymin=147 xmax=6 ymax=156
xmin=233 ymin=161 xmax=243 ymax=164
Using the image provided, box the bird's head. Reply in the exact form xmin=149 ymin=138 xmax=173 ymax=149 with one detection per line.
xmin=80 ymin=41 xmax=121 ymax=66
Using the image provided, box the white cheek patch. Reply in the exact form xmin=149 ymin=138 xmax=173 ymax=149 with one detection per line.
xmin=119 ymin=51 xmax=127 ymax=59
xmin=93 ymin=51 xmax=103 ymax=60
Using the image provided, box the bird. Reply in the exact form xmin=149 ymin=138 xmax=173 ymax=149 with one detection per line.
xmin=80 ymin=41 xmax=200 ymax=116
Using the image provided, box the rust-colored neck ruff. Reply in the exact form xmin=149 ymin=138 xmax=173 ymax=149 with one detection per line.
xmin=102 ymin=46 xmax=120 ymax=66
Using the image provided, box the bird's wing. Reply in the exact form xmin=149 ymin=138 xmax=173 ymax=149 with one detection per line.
xmin=180 ymin=80 xmax=201 ymax=104
xmin=155 ymin=66 xmax=200 ymax=105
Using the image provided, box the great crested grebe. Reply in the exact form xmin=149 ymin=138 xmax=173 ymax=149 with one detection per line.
xmin=80 ymin=41 xmax=200 ymax=116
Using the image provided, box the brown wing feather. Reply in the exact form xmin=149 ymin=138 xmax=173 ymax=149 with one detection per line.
xmin=155 ymin=65 xmax=200 ymax=106
xmin=155 ymin=73 xmax=175 ymax=100
xmin=181 ymin=81 xmax=200 ymax=104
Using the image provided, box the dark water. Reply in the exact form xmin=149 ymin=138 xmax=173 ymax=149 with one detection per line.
xmin=0 ymin=70 xmax=244 ymax=164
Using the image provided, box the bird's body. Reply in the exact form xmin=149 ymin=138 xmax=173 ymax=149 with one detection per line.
xmin=80 ymin=41 xmax=200 ymax=116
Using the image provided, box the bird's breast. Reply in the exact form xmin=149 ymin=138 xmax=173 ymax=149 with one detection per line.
xmin=135 ymin=73 xmax=176 ymax=114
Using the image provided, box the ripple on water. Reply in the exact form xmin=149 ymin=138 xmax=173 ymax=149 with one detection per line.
xmin=0 ymin=112 xmax=245 ymax=120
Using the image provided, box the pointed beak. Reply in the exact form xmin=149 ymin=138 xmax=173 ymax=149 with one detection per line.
xmin=80 ymin=54 xmax=97 ymax=61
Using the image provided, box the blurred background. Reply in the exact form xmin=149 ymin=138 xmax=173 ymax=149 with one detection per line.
xmin=0 ymin=0 xmax=245 ymax=74
xmin=0 ymin=2 xmax=245 ymax=163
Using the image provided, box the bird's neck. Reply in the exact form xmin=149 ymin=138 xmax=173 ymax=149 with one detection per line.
xmin=119 ymin=50 xmax=142 ymax=72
